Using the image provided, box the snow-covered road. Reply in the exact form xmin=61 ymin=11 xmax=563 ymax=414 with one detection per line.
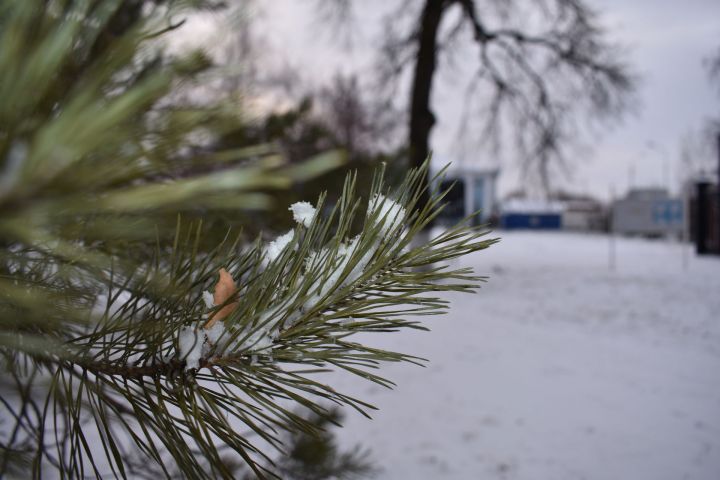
xmin=329 ymin=231 xmax=720 ymax=479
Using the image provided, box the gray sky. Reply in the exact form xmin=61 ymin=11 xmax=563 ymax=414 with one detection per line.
xmin=581 ymin=0 xmax=720 ymax=198
xmin=181 ymin=0 xmax=720 ymax=200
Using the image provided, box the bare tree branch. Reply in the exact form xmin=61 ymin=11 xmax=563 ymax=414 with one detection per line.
xmin=312 ymin=0 xmax=636 ymax=194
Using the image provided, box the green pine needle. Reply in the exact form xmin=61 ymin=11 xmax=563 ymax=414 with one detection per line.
xmin=0 ymin=1 xmax=497 ymax=478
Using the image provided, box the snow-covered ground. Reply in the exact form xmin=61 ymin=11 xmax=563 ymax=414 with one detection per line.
xmin=328 ymin=231 xmax=720 ymax=480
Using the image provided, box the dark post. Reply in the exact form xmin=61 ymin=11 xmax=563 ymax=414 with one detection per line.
xmin=696 ymin=182 xmax=709 ymax=254
xmin=716 ymin=133 xmax=720 ymax=253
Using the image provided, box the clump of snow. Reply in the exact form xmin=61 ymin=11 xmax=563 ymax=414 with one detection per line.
xmin=256 ymin=303 xmax=283 ymax=331
xmin=344 ymin=236 xmax=375 ymax=286
xmin=284 ymin=310 xmax=302 ymax=327
xmin=305 ymin=247 xmax=331 ymax=271
xmin=202 ymin=290 xmax=214 ymax=309
xmin=303 ymin=241 xmax=355 ymax=310
xmin=231 ymin=306 xmax=283 ymax=353
xmin=178 ymin=327 xmax=203 ymax=370
xmin=204 ymin=321 xmax=226 ymax=345
xmin=368 ymin=194 xmax=405 ymax=235
xmin=289 ymin=201 xmax=317 ymax=228
xmin=326 ymin=238 xmax=357 ymax=288
xmin=178 ymin=284 xmax=231 ymax=370
xmin=93 ymin=290 xmax=142 ymax=319
xmin=302 ymin=293 xmax=323 ymax=314
xmin=302 ymin=235 xmax=376 ymax=313
xmin=248 ymin=196 xmax=405 ymax=340
xmin=239 ymin=328 xmax=275 ymax=352
xmin=264 ymin=230 xmax=295 ymax=266
xmin=259 ymin=293 xmax=304 ymax=332
xmin=179 ymin=315 xmax=278 ymax=368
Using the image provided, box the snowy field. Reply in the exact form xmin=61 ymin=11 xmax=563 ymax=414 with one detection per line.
xmin=328 ymin=231 xmax=720 ymax=480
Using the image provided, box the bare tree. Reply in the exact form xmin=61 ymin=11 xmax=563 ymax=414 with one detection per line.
xmin=707 ymin=46 xmax=720 ymax=93
xmin=316 ymin=0 xmax=636 ymax=195
xmin=679 ymin=127 xmax=717 ymax=185
xmin=704 ymin=46 xmax=720 ymax=133
xmin=692 ymin=45 xmax=720 ymax=185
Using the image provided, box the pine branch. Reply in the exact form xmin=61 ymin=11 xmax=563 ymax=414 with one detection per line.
xmin=0 ymin=1 xmax=497 ymax=478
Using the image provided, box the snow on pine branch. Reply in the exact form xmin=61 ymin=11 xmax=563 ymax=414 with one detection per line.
xmin=289 ymin=201 xmax=316 ymax=228
xmin=176 ymin=196 xmax=407 ymax=371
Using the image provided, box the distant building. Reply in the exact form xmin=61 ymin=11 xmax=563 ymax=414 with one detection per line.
xmin=496 ymin=190 xmax=607 ymax=231
xmin=432 ymin=165 xmax=499 ymax=225
xmin=500 ymin=199 xmax=564 ymax=230
xmin=552 ymin=193 xmax=606 ymax=232
xmin=611 ymin=188 xmax=685 ymax=237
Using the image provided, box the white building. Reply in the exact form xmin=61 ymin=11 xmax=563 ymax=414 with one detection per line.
xmin=431 ymin=164 xmax=500 ymax=225
xmin=612 ymin=188 xmax=685 ymax=236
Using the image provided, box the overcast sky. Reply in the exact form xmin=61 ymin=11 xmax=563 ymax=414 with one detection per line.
xmin=181 ymin=0 xmax=720 ymax=200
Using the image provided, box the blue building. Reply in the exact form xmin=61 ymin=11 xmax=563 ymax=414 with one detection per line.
xmin=500 ymin=199 xmax=564 ymax=230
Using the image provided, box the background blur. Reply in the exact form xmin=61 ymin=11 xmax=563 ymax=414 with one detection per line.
xmin=3 ymin=0 xmax=719 ymax=478
xmin=167 ymin=2 xmax=720 ymax=478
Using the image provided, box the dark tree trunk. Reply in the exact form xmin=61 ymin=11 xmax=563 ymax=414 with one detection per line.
xmin=409 ymin=0 xmax=446 ymax=205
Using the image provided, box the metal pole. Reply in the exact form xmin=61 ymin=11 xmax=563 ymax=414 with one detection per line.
xmin=609 ymin=186 xmax=616 ymax=272
xmin=682 ymin=186 xmax=689 ymax=270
